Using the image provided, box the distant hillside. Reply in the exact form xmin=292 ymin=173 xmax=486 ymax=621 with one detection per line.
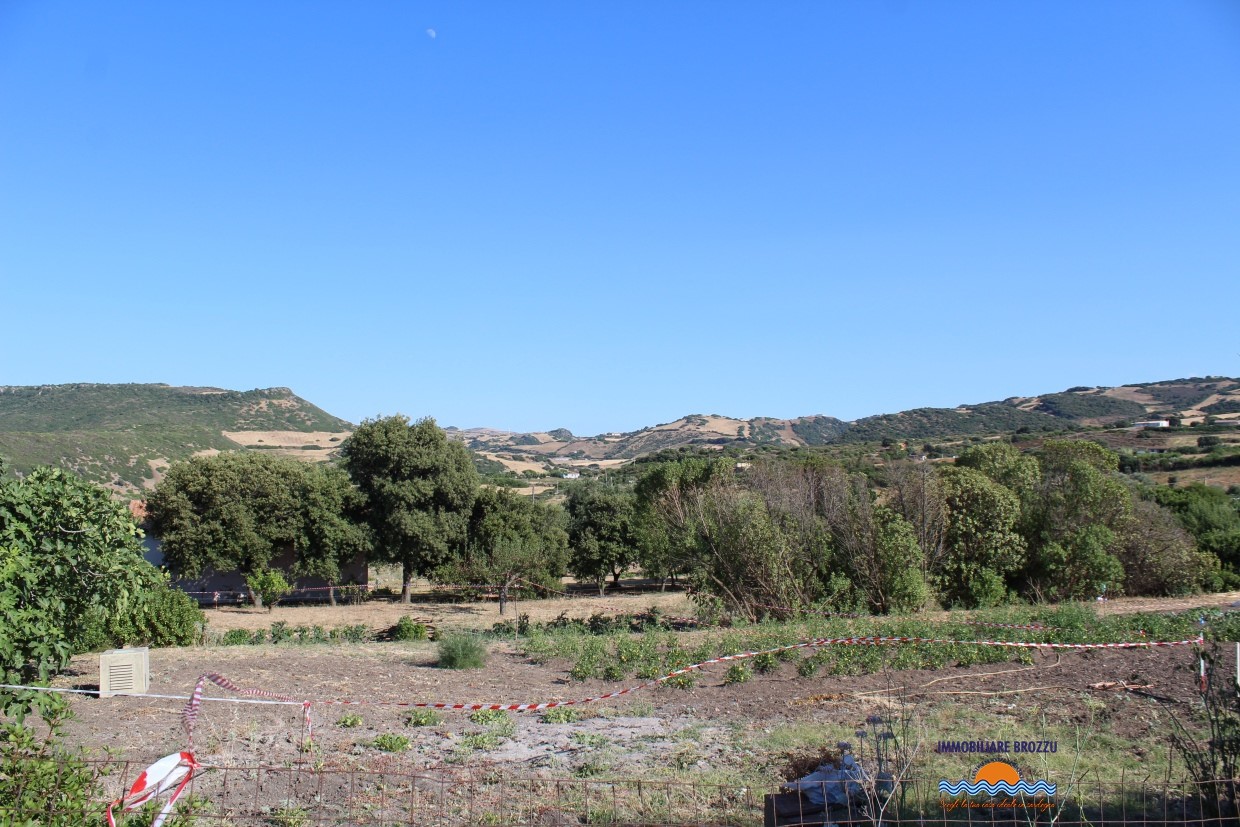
xmin=5 ymin=376 xmax=1238 ymax=492
xmin=450 ymin=376 xmax=1240 ymax=472
xmin=0 ymin=384 xmax=353 ymax=493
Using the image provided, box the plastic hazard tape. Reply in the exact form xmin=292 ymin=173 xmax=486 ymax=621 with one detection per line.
xmin=183 ymin=674 xmax=313 ymax=751
xmin=106 ymin=750 xmax=201 ymax=827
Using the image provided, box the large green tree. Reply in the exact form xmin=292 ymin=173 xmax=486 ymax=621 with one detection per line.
xmin=341 ymin=416 xmax=478 ymax=602
xmin=565 ymin=481 xmax=637 ymax=594
xmin=936 ymin=466 xmax=1026 ymax=608
xmin=440 ymin=487 xmax=568 ymax=613
xmin=146 ymin=452 xmax=370 ymax=606
xmin=0 ymin=464 xmax=193 ymax=716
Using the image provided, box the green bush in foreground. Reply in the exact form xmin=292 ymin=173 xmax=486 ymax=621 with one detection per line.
xmin=392 ymin=615 xmax=429 ymax=641
xmin=437 ymin=633 xmax=487 ymax=669
xmin=406 ymin=708 xmax=442 ymax=727
xmin=371 ymin=733 xmax=410 ymax=752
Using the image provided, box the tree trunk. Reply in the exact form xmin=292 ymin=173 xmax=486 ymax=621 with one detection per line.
xmin=611 ymin=568 xmax=622 ymax=589
xmin=251 ymin=589 xmax=263 ymax=610
xmin=401 ymin=561 xmax=413 ymax=604
xmin=498 ymin=578 xmax=510 ymax=616
xmin=597 ymin=577 xmax=606 ymax=597
xmin=660 ymin=577 xmax=668 ymax=592
xmin=328 ymin=584 xmax=337 ymax=607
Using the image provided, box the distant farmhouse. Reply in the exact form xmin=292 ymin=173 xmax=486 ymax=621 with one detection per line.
xmin=1132 ymin=420 xmax=1171 ymax=429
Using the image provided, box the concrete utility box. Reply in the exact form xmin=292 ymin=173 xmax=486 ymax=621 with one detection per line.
xmin=99 ymin=647 xmax=149 ymax=697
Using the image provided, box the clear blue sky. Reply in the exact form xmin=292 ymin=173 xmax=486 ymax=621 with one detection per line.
xmin=2 ymin=2 xmax=1238 ymax=434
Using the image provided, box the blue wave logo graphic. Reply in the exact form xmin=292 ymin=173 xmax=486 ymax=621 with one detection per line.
xmin=938 ymin=780 xmax=1057 ymax=796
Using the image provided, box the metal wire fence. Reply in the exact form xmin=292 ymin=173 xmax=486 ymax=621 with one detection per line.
xmin=5 ymin=760 xmax=1238 ymax=826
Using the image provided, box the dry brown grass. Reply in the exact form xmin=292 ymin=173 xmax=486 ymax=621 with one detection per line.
xmin=222 ymin=430 xmax=351 ymax=448
xmin=203 ymin=589 xmax=695 ymax=634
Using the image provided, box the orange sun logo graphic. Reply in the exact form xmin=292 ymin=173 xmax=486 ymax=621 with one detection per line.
xmin=974 ymin=761 xmax=1020 ymax=787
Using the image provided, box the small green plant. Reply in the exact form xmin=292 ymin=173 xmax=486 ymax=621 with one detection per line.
xmin=333 ymin=624 xmax=369 ymax=643
xmin=268 ymin=621 xmax=292 ymax=644
xmin=469 ymin=708 xmax=510 ymax=727
xmin=268 ymin=804 xmax=311 ymax=827
xmin=723 ymin=663 xmax=752 ymax=685
xmin=220 ymin=628 xmax=252 ymax=646
xmin=336 ymin=713 xmax=364 ymax=728
xmin=626 ymin=700 xmax=656 ymax=717
xmin=753 ymin=652 xmax=778 ymax=674
xmin=406 ymin=708 xmax=442 ymax=727
xmin=540 ymin=706 xmax=583 ymax=724
xmin=796 ymin=657 xmax=818 ymax=677
xmin=244 ymin=568 xmax=291 ymax=611
xmin=459 ymin=732 xmax=501 ymax=751
xmin=392 ymin=615 xmax=429 ymax=641
xmin=663 ymin=673 xmax=695 ymax=690
xmin=571 ymin=732 xmax=609 ymax=748
xmin=371 ymin=733 xmax=410 ymax=753
xmin=437 ymin=633 xmax=488 ymax=669
xmin=574 ymin=759 xmax=607 ymax=778
xmin=601 ymin=662 xmax=626 ymax=681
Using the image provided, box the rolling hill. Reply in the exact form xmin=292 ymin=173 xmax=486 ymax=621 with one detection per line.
xmin=0 ymin=384 xmax=352 ymax=493
xmin=451 ymin=377 xmax=1240 ymax=472
xmin=2 ymin=377 xmax=1238 ymax=491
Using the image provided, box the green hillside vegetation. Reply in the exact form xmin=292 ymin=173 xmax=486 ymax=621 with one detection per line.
xmin=1032 ymin=392 xmax=1148 ymax=420
xmin=0 ymin=384 xmax=352 ymax=490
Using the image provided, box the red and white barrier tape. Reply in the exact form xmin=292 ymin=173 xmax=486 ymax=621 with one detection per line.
xmin=183 ymin=674 xmax=312 ymax=751
xmin=106 ymin=750 xmax=201 ymax=827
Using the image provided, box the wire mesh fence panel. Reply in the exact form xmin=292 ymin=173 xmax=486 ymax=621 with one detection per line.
xmin=4 ymin=761 xmax=1238 ymax=825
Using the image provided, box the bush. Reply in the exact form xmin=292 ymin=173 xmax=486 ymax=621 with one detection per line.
xmin=753 ymin=652 xmax=779 ymax=674
xmin=336 ymin=713 xmax=363 ymax=728
xmin=0 ymin=705 xmax=109 ymax=826
xmin=245 ymin=569 xmax=291 ymax=610
xmin=437 ymin=633 xmax=487 ymax=669
xmin=723 ymin=663 xmax=752 ymax=684
xmin=392 ymin=615 xmax=429 ymax=641
xmin=220 ymin=629 xmax=251 ymax=646
xmin=540 ymin=706 xmax=584 ymax=724
xmin=406 ymin=708 xmax=442 ymax=727
xmin=371 ymin=733 xmax=410 ymax=752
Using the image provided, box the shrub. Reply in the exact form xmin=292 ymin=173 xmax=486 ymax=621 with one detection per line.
xmin=469 ymin=708 xmax=510 ymax=727
xmin=336 ymin=713 xmax=364 ymax=728
xmin=540 ymin=707 xmax=583 ymax=724
xmin=406 ymin=709 xmax=442 ymax=727
xmin=392 ymin=615 xmax=428 ymax=641
xmin=333 ymin=624 xmax=369 ymax=643
xmin=724 ymin=663 xmax=752 ymax=685
xmin=371 ymin=733 xmax=410 ymax=752
xmin=269 ymin=621 xmax=292 ymax=644
xmin=459 ymin=732 xmax=501 ymax=751
xmin=753 ymin=652 xmax=778 ymax=674
xmin=244 ymin=569 xmax=291 ymax=611
xmin=0 ymin=703 xmax=109 ymax=826
xmin=601 ymin=663 xmax=626 ymax=682
xmin=437 ymin=633 xmax=487 ymax=669
xmin=220 ymin=628 xmax=251 ymax=646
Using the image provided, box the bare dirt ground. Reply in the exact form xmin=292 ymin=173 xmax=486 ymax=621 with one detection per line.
xmin=35 ymin=591 xmax=1240 ymax=823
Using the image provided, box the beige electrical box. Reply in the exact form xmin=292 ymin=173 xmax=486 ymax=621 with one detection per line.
xmin=100 ymin=647 xmax=149 ymax=697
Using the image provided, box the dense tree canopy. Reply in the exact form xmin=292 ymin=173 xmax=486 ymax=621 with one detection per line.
xmin=440 ymin=487 xmax=569 ymax=613
xmin=341 ymin=416 xmax=478 ymax=602
xmin=146 ymin=452 xmax=370 ymax=606
xmin=1 ymin=463 xmax=200 ymax=716
xmin=565 ymin=481 xmax=638 ymax=594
